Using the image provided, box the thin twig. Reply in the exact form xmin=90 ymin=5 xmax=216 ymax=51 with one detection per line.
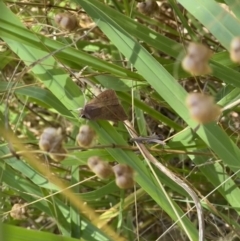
xmin=124 ymin=120 xmax=205 ymax=241
xmin=0 ymin=144 xmax=212 ymax=161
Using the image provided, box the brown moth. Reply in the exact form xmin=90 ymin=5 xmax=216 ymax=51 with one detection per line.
xmin=80 ymin=89 xmax=128 ymax=121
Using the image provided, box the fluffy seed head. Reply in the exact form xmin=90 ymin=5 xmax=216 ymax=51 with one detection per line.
xmin=54 ymin=13 xmax=78 ymax=31
xmin=38 ymin=139 xmax=51 ymax=152
xmin=230 ymin=37 xmax=240 ymax=63
xmin=49 ymin=147 xmax=68 ymax=162
xmin=115 ymin=176 xmax=134 ymax=189
xmin=186 ymin=93 xmax=214 ymax=109
xmin=182 ymin=43 xmax=212 ymax=75
xmin=10 ymin=204 xmax=27 ymax=220
xmin=137 ymin=0 xmax=159 ymax=16
xmin=87 ymin=156 xmax=113 ymax=179
xmin=87 ymin=156 xmax=102 ymax=169
xmin=76 ymin=125 xmax=96 ymax=148
xmin=112 ymin=164 xmax=134 ymax=178
xmin=112 ymin=164 xmax=135 ymax=188
xmin=187 ymin=43 xmax=212 ymax=62
xmin=186 ymin=93 xmax=221 ymax=124
xmin=39 ymin=127 xmax=63 ymax=152
xmin=182 ymin=56 xmax=212 ymax=76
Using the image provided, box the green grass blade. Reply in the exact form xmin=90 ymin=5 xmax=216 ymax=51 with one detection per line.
xmin=178 ymin=0 xmax=240 ymax=49
xmin=3 ymin=224 xmax=82 ymax=241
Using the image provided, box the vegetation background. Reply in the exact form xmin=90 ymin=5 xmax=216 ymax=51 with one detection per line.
xmin=1 ymin=0 xmax=240 ymax=241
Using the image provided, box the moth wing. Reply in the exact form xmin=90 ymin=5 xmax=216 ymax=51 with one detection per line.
xmin=110 ymin=105 xmax=128 ymax=121
xmin=87 ymin=90 xmax=120 ymax=105
xmin=82 ymin=89 xmax=128 ymax=121
xmin=82 ymin=103 xmax=127 ymax=121
xmin=96 ymin=103 xmax=127 ymax=121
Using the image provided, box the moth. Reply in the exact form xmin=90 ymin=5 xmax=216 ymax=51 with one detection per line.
xmin=80 ymin=89 xmax=128 ymax=121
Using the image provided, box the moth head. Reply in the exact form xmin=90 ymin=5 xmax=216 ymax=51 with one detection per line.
xmin=79 ymin=108 xmax=91 ymax=119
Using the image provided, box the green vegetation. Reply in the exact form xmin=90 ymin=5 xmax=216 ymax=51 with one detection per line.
xmin=1 ymin=0 xmax=240 ymax=241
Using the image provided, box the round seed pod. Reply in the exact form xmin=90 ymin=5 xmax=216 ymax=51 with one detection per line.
xmin=230 ymin=37 xmax=240 ymax=63
xmin=137 ymin=0 xmax=159 ymax=16
xmin=87 ymin=156 xmax=113 ymax=179
xmin=39 ymin=127 xmax=63 ymax=152
xmin=186 ymin=93 xmax=222 ymax=124
xmin=112 ymin=164 xmax=134 ymax=189
xmin=10 ymin=203 xmax=27 ymax=220
xmin=54 ymin=13 xmax=78 ymax=31
xmin=76 ymin=125 xmax=96 ymax=148
xmin=115 ymin=175 xmax=135 ymax=189
xmin=182 ymin=43 xmax=212 ymax=75
xmin=187 ymin=43 xmax=212 ymax=62
xmin=181 ymin=56 xmax=212 ymax=76
xmin=112 ymin=164 xmax=134 ymax=177
xmin=49 ymin=146 xmax=68 ymax=162
xmin=39 ymin=139 xmax=51 ymax=152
